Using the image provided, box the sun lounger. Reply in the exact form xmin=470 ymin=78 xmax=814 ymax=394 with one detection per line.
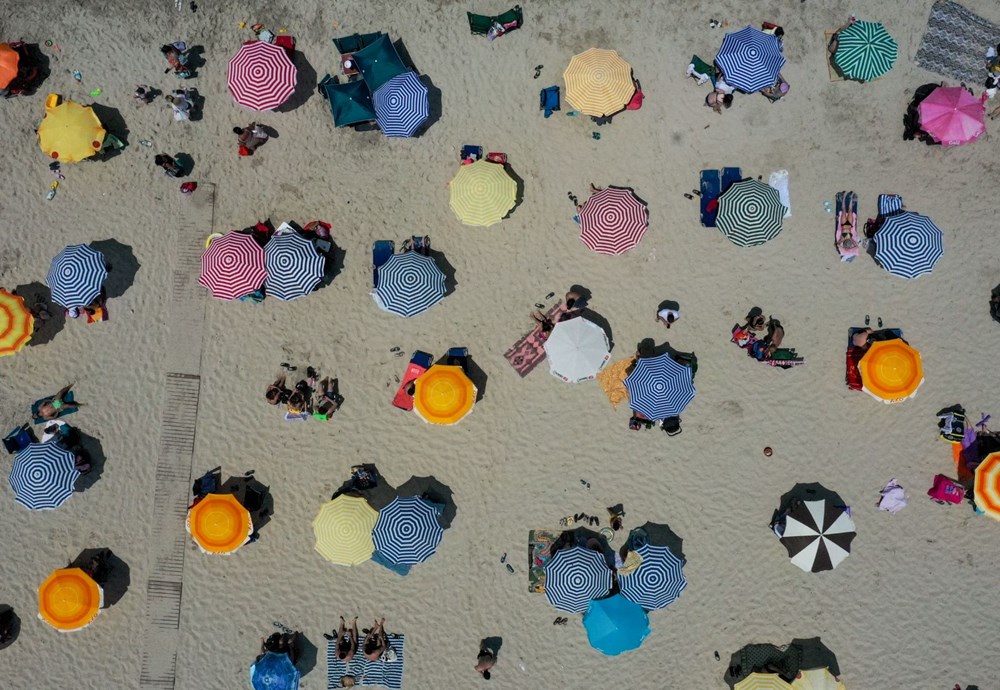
xmin=31 ymin=391 xmax=77 ymax=426
xmin=446 ymin=346 xmax=470 ymax=373
xmin=504 ymin=303 xmax=567 ymax=377
xmin=539 ymin=86 xmax=560 ymax=118
xmin=3 ymin=424 xmax=34 ymax=454
xmin=700 ymin=169 xmax=721 ymax=227
xmin=461 ymin=144 xmax=482 ymax=162
xmin=326 ymin=633 xmax=405 ymax=689
xmin=392 ymin=351 xmax=433 ymax=411
xmin=372 ymin=240 xmax=394 ymax=288
xmin=332 ymin=32 xmax=384 ymax=55
xmin=467 ymin=5 xmax=523 ymax=36
xmin=836 ymin=191 xmax=860 ymax=262
xmin=720 ymin=167 xmax=743 ymax=194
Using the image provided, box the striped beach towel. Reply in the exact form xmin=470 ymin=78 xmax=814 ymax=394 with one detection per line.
xmin=327 ymin=634 xmax=405 ymax=690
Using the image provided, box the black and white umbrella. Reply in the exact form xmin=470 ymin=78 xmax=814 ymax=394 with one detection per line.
xmin=372 ymin=252 xmax=445 ymax=317
xmin=9 ymin=442 xmax=79 ymax=510
xmin=47 ymin=244 xmax=107 ymax=308
xmin=544 ymin=546 xmax=613 ymax=613
xmin=779 ymin=499 xmax=856 ymax=573
xmin=263 ymin=232 xmax=325 ymax=301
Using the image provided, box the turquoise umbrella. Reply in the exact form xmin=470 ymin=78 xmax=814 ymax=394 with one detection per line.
xmin=833 ymin=20 xmax=897 ymax=82
xmin=353 ymin=35 xmax=407 ymax=92
xmin=582 ymin=594 xmax=651 ymax=656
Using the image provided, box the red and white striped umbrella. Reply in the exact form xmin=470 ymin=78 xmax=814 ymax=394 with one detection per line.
xmin=199 ymin=232 xmax=266 ymax=300
xmin=227 ymin=41 xmax=297 ymax=111
xmin=579 ymin=187 xmax=649 ymax=255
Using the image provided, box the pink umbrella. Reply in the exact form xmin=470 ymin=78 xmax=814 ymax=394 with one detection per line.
xmin=579 ymin=187 xmax=649 ymax=255
xmin=917 ymin=86 xmax=986 ymax=146
xmin=227 ymin=41 xmax=297 ymax=111
xmin=199 ymin=232 xmax=266 ymax=300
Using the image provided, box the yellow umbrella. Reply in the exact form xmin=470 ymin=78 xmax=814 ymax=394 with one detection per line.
xmin=38 ymin=567 xmax=103 ymax=632
xmin=413 ymin=364 xmax=476 ymax=425
xmin=0 ymin=289 xmax=33 ymax=356
xmin=736 ymin=673 xmax=794 ymax=690
xmin=858 ymin=339 xmax=923 ymax=403
xmin=974 ymin=452 xmax=1000 ymax=521
xmin=313 ymin=495 xmax=378 ymax=566
xmin=563 ymin=48 xmax=635 ymax=117
xmin=186 ymin=493 xmax=253 ymax=554
xmin=448 ymin=160 xmax=517 ymax=227
xmin=792 ymin=668 xmax=846 ymax=690
xmin=37 ymin=96 xmax=105 ymax=163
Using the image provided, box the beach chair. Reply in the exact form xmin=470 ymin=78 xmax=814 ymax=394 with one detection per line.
xmin=486 ymin=151 xmax=507 ymax=164
xmin=835 ymin=191 xmax=860 ymax=262
xmin=332 ymin=32 xmax=385 ymax=54
xmin=372 ymin=240 xmax=394 ymax=288
xmin=539 ymin=86 xmax=560 ymax=118
xmin=460 ymin=144 xmax=482 ymax=162
xmin=243 ymin=482 xmax=268 ymax=515
xmin=761 ymin=75 xmax=790 ymax=102
xmin=467 ymin=5 xmax=523 ymax=36
xmin=720 ymin=167 xmax=743 ymax=194
xmin=446 ymin=346 xmax=470 ymax=373
xmin=700 ymin=169 xmax=721 ymax=227
xmin=687 ymin=55 xmax=715 ymax=86
xmin=392 ymin=351 xmax=433 ymax=411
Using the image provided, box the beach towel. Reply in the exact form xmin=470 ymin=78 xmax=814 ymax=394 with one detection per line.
xmin=391 ymin=360 xmax=429 ymax=411
xmin=916 ymin=0 xmax=1000 ymax=83
xmin=596 ymin=356 xmax=635 ymax=408
xmin=31 ymin=391 xmax=77 ymax=426
xmin=768 ymin=170 xmax=791 ymax=217
xmin=528 ymin=529 xmax=560 ymax=593
xmin=327 ymin=633 xmax=405 ymax=690
xmin=877 ymin=478 xmax=908 ymax=513
xmin=504 ymin=304 xmax=567 ymax=377
xmin=687 ymin=55 xmax=714 ymax=85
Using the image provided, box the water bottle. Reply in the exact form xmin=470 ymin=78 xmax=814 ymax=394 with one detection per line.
xmin=517 ymin=658 xmax=526 ymax=672
xmin=139 ymin=139 xmax=152 ymax=147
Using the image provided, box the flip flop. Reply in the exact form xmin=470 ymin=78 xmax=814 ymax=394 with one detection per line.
xmin=864 ymin=315 xmax=870 ymax=325
xmin=877 ymin=317 xmax=883 ymax=328
xmin=280 ymin=362 xmax=296 ymax=371
xmin=390 ymin=346 xmax=400 ymax=352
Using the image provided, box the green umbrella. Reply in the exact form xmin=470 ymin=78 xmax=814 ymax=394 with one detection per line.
xmin=833 ymin=20 xmax=897 ymax=82
xmin=716 ymin=179 xmax=786 ymax=247
xmin=322 ymin=79 xmax=376 ymax=127
xmin=353 ymin=34 xmax=407 ymax=92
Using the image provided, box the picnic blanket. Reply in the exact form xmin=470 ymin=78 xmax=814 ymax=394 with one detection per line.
xmin=528 ymin=529 xmax=560 ymax=593
xmin=504 ymin=304 xmax=567 ymax=377
xmin=768 ymin=170 xmax=791 ymax=218
xmin=916 ymin=0 xmax=1000 ymax=83
xmin=327 ymin=633 xmax=405 ymax=690
xmin=596 ymin=356 xmax=635 ymax=408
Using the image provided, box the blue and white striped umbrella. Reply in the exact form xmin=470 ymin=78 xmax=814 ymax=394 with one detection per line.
xmin=47 ymin=244 xmax=108 ymax=308
xmin=715 ymin=26 xmax=786 ymax=93
xmin=544 ymin=546 xmax=613 ymax=613
xmin=618 ymin=544 xmax=687 ymax=611
xmin=373 ymin=252 xmax=445 ymax=317
xmin=624 ymin=353 xmax=696 ymax=420
xmin=874 ymin=211 xmax=943 ymax=279
xmin=263 ymin=232 xmax=325 ymax=301
xmin=373 ymin=71 xmax=429 ymax=138
xmin=372 ymin=496 xmax=444 ymax=565
xmin=9 ymin=442 xmax=79 ymax=510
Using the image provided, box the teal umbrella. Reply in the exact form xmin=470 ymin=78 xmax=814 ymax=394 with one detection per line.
xmin=322 ymin=79 xmax=376 ymax=127
xmin=353 ymin=35 xmax=408 ymax=92
xmin=833 ymin=20 xmax=897 ymax=82
xmin=582 ymin=594 xmax=651 ymax=656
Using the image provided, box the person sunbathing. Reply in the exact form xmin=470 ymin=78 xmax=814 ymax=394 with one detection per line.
xmin=265 ymin=375 xmax=290 ymax=406
xmin=37 ymin=384 xmax=81 ymax=420
xmin=362 ymin=618 xmax=389 ymax=661
xmin=234 ymin=124 xmax=269 ymax=153
xmin=530 ymin=309 xmax=555 ymax=339
xmin=837 ymin=191 xmax=858 ymax=250
xmin=334 ymin=617 xmax=358 ymax=661
xmin=286 ymin=389 xmax=308 ymax=415
xmin=312 ymin=378 xmax=344 ymax=420
xmin=764 ymin=318 xmax=785 ymax=357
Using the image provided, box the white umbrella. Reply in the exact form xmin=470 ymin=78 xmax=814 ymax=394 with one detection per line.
xmin=544 ymin=317 xmax=610 ymax=383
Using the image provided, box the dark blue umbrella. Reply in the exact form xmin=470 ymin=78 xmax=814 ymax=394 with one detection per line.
xmin=623 ymin=353 xmax=695 ymax=420
xmin=582 ymin=594 xmax=651 ymax=655
xmin=250 ymin=651 xmax=300 ymax=690
xmin=715 ymin=26 xmax=785 ymax=93
xmin=9 ymin=442 xmax=79 ymax=510
xmin=373 ymin=71 xmax=429 ymax=137
xmin=618 ymin=544 xmax=687 ymax=610
xmin=372 ymin=252 xmax=445 ymax=317
xmin=47 ymin=244 xmax=107 ymax=308
xmin=874 ymin=211 xmax=943 ymax=279
xmin=544 ymin=546 xmax=613 ymax=613
xmin=263 ymin=232 xmax=325 ymax=301
xmin=372 ymin=496 xmax=443 ymax=565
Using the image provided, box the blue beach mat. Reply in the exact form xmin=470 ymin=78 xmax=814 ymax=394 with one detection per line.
xmin=326 ymin=633 xmax=405 ymax=689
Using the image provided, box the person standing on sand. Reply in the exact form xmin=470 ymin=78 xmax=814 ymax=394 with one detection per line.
xmin=656 ymin=300 xmax=680 ymax=329
xmin=475 ymin=644 xmax=496 ymax=679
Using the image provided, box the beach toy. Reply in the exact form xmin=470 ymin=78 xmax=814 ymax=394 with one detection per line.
xmin=186 ymin=493 xmax=253 ymax=554
xmin=72 ymin=70 xmax=81 ymax=81
xmin=89 ymin=88 xmax=101 ymax=97
xmin=763 ymin=447 xmax=773 ymax=457
xmin=238 ymin=21 xmax=246 ymax=28
xmin=37 ymin=567 xmax=102 ymax=632
xmin=45 ymin=40 xmax=53 ymax=47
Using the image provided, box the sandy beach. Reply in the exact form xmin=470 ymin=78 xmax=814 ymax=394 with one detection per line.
xmin=1 ymin=0 xmax=1000 ymax=688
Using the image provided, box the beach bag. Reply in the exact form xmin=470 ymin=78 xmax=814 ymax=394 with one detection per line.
xmin=927 ymin=474 xmax=965 ymax=504
xmin=238 ymin=145 xmax=252 ymax=156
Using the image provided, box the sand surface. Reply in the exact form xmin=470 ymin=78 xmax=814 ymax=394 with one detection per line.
xmin=1 ymin=0 xmax=1000 ymax=688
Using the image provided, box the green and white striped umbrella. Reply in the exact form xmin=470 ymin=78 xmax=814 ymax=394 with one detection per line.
xmin=833 ymin=20 xmax=897 ymax=82
xmin=716 ymin=179 xmax=786 ymax=247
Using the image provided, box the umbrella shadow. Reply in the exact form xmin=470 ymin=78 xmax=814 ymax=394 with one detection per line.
xmin=184 ymin=87 xmax=206 ymax=122
xmin=0 ymin=606 xmax=20 ymax=650
xmin=13 ymin=281 xmax=66 ymax=347
xmin=332 ymin=464 xmax=398 ymax=512
xmin=578 ymin=308 xmax=613 ymax=351
xmin=89 ymin=103 xmax=129 ymax=148
xmin=417 ymin=74 xmax=442 ymax=135
xmin=70 ymin=548 xmax=130 ymax=607
xmin=185 ymin=46 xmax=206 ymax=75
xmin=19 ymin=43 xmax=50 ymax=95
xmin=393 ymin=39 xmax=418 ymax=72
xmin=72 ymin=429 xmax=106 ymax=492
xmin=222 ymin=472 xmax=273 ymax=534
xmin=275 ymin=51 xmax=317 ymax=112
xmin=435 ymin=350 xmax=487 ymax=402
xmin=503 ymin=164 xmax=525 ymax=218
xmin=296 ymin=632 xmax=319 ymax=677
xmin=631 ymin=521 xmax=685 ymax=562
xmin=552 ymin=527 xmax=617 ymax=571
xmin=395 ymin=475 xmax=456 ymax=530
xmin=609 ymin=184 xmax=648 ymax=207
xmin=790 ymin=637 xmax=840 ymax=677
xmin=481 ymin=636 xmax=503 ymax=658
xmin=89 ymin=239 xmax=140 ymax=299
xmin=427 ymin=248 xmax=457 ymax=297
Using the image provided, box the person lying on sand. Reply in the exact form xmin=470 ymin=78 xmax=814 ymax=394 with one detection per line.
xmin=362 ymin=618 xmax=388 ymax=661
xmin=330 ymin=616 xmax=358 ymax=661
xmin=37 ymin=383 xmax=81 ymax=420
xmin=530 ymin=309 xmax=555 ymax=339
xmin=265 ymin=375 xmax=291 ymax=406
xmin=312 ymin=377 xmax=344 ymax=420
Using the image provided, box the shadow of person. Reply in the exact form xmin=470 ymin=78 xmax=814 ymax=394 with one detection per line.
xmin=72 ymin=429 xmax=106 ymax=492
xmin=276 ymin=50 xmax=317 ymax=112
xmin=184 ymin=45 xmax=206 ymax=74
xmin=13 ymin=281 xmax=65 ymax=347
xmin=503 ymin=164 xmax=525 ymax=218
xmin=0 ymin=606 xmax=20 ymax=650
xmin=70 ymin=548 xmax=130 ymax=607
xmin=183 ymin=87 xmax=205 ymax=122
xmin=89 ymin=239 xmax=140 ymax=299
xmin=480 ymin=635 xmax=503 ymax=658
xmin=89 ymin=103 xmax=129 ymax=147
xmin=174 ymin=152 xmax=195 ymax=176
xmin=396 ymin=476 xmax=457 ymax=529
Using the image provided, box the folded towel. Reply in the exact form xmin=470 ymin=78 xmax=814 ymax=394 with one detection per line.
xmin=768 ymin=170 xmax=791 ymax=217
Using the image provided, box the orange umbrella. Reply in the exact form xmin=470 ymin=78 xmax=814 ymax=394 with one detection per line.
xmin=413 ymin=364 xmax=476 ymax=425
xmin=0 ymin=289 xmax=33 ymax=356
xmin=0 ymin=44 xmax=18 ymax=89
xmin=186 ymin=493 xmax=253 ymax=554
xmin=974 ymin=452 xmax=1000 ymax=521
xmin=858 ymin=339 xmax=923 ymax=403
xmin=38 ymin=567 xmax=103 ymax=632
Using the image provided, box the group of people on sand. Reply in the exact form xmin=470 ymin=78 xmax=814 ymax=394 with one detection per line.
xmin=35 ymin=383 xmax=93 ymax=473
xmin=327 ymin=617 xmax=394 ymax=687
xmin=691 ymin=21 xmax=787 ymax=114
xmin=265 ymin=367 xmax=344 ymax=421
xmin=259 ymin=630 xmax=300 ymax=664
xmin=731 ymin=307 xmax=803 ymax=368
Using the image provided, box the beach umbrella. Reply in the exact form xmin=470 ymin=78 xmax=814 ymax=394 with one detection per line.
xmin=372 ymin=496 xmax=444 ymax=565
xmin=779 ymin=499 xmax=856 ymax=573
xmin=250 ymin=651 xmax=300 ymax=690
xmin=186 ymin=493 xmax=253 ymax=555
xmin=973 ymin=452 xmax=1000 ymax=521
xmin=373 ymin=71 xmax=428 ymax=137
xmin=372 ymin=252 xmax=445 ymax=317
xmin=858 ymin=339 xmax=924 ymax=403
xmin=563 ymin=48 xmax=635 ymax=117
xmin=323 ymin=79 xmax=376 ymax=127
xmin=0 ymin=43 xmax=19 ymax=89
xmin=47 ymin=244 xmax=108 ymax=309
xmin=413 ymin=364 xmax=476 ymax=425
xmin=544 ymin=546 xmax=613 ymax=613
xmin=623 ymin=352 xmax=696 ymax=421
xmin=0 ymin=289 xmax=33 ymax=356
xmin=37 ymin=98 xmax=105 ymax=163
xmin=791 ymin=668 xmax=846 ymax=690
xmin=37 ymin=567 xmax=102 ymax=632
xmin=582 ymin=594 xmax=651 ymax=656
xmin=917 ymin=86 xmax=986 ymax=146
xmin=578 ymin=187 xmax=649 ymax=255
xmin=263 ymin=232 xmax=325 ymax=301
xmin=449 ymin=160 xmax=517 ymax=227
xmin=352 ymin=34 xmax=408 ymax=92
xmin=227 ymin=41 xmax=297 ymax=111
xmin=544 ymin=317 xmax=610 ymax=382
xmin=9 ymin=442 xmax=79 ymax=510
xmin=736 ymin=674 xmax=794 ymax=690
xmin=873 ymin=211 xmax=943 ymax=278
xmin=716 ymin=179 xmax=787 ymax=247
xmin=198 ymin=232 xmax=266 ymax=301
xmin=617 ymin=544 xmax=686 ymax=610
xmin=715 ymin=27 xmax=786 ymax=93
xmin=832 ymin=20 xmax=898 ymax=82
xmin=312 ymin=495 xmax=378 ymax=566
